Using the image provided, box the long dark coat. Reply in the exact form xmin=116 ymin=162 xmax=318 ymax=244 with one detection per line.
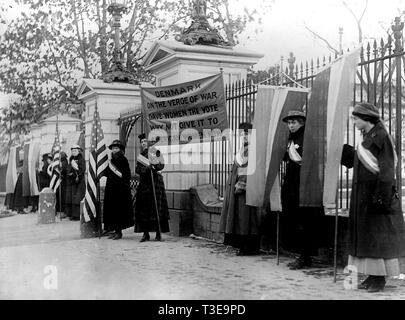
xmin=280 ymin=126 xmax=305 ymax=252
xmin=103 ymin=153 xmax=134 ymax=231
xmin=219 ymin=159 xmax=260 ymax=236
xmin=342 ymin=122 xmax=405 ymax=259
xmin=65 ymin=153 xmax=86 ymax=218
xmin=281 ymin=126 xmax=305 ymax=213
xmin=134 ymin=149 xmax=170 ymax=233
xmin=38 ymin=162 xmax=50 ymax=191
xmin=11 ymin=170 xmax=28 ymax=211
xmin=55 ymin=156 xmax=68 ymax=212
xmin=280 ymin=126 xmax=324 ymax=255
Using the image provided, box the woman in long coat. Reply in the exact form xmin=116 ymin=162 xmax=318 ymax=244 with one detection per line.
xmin=134 ymin=134 xmax=170 ymax=242
xmin=103 ymin=140 xmax=134 ymax=240
xmin=55 ymin=152 xmax=68 ymax=217
xmin=280 ymin=111 xmax=324 ymax=269
xmin=12 ymin=158 xmax=28 ymax=214
xmin=342 ymin=102 xmax=405 ymax=292
xmin=65 ymin=145 xmax=86 ymax=220
xmin=219 ymin=122 xmax=261 ymax=255
xmin=280 ymin=111 xmax=306 ymax=255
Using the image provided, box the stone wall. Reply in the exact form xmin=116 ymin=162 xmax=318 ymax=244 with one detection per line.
xmin=167 ymin=190 xmax=193 ymax=237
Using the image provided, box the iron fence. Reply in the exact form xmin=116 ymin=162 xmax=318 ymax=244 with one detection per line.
xmin=210 ymin=16 xmax=405 ymax=211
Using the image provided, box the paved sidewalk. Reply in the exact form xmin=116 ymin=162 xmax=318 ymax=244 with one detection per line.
xmin=0 ymin=213 xmax=404 ymax=300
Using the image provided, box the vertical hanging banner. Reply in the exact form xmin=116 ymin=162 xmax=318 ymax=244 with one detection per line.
xmin=299 ymin=47 xmax=361 ymax=211
xmin=5 ymin=146 xmax=18 ymax=195
xmin=140 ymin=73 xmax=228 ymax=143
xmin=22 ymin=141 xmax=41 ymax=197
xmin=246 ymin=86 xmax=309 ymax=210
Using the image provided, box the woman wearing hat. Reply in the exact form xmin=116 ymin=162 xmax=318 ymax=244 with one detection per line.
xmin=102 ymin=140 xmax=134 ymax=240
xmin=134 ymin=133 xmax=170 ymax=242
xmin=341 ymin=102 xmax=405 ymax=292
xmin=219 ymin=122 xmax=261 ymax=255
xmin=65 ymin=144 xmax=86 ymax=220
xmin=11 ymin=147 xmax=29 ymax=214
xmin=280 ymin=110 xmax=322 ymax=269
xmin=38 ymin=153 xmax=53 ymax=191
xmin=55 ymin=151 xmax=68 ymax=218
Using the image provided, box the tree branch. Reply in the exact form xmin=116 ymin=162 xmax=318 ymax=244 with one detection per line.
xmin=304 ymin=24 xmax=339 ymax=55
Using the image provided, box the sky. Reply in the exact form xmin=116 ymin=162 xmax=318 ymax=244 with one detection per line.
xmin=236 ymin=0 xmax=405 ymax=69
xmin=0 ymin=0 xmax=404 ymax=107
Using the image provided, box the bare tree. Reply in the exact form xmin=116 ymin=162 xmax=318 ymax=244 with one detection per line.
xmin=303 ymin=0 xmax=369 ymax=55
xmin=303 ymin=23 xmax=340 ymax=55
xmin=341 ymin=0 xmax=368 ymax=43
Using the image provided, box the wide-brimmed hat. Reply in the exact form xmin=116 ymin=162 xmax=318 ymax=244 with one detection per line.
xmin=138 ymin=133 xmax=147 ymax=142
xmin=108 ymin=140 xmax=125 ymax=150
xmin=239 ymin=122 xmax=253 ymax=132
xmin=42 ymin=153 xmax=52 ymax=161
xmin=352 ymin=102 xmax=380 ymax=119
xmin=71 ymin=144 xmax=83 ymax=151
xmin=282 ymin=110 xmax=306 ymax=122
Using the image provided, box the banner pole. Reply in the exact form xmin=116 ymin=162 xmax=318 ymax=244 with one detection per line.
xmin=333 ymin=181 xmax=339 ymax=283
xmin=59 ymin=180 xmax=62 ymax=221
xmin=276 ymin=211 xmax=280 ymax=265
xmin=95 ymin=97 xmax=101 ymax=239
xmin=150 ymin=168 xmax=161 ymax=236
xmin=57 ymin=119 xmax=62 ymax=221
xmin=97 ymin=179 xmax=101 ymax=239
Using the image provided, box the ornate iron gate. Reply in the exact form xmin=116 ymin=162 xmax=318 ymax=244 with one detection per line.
xmin=211 ymin=16 xmax=405 ymax=212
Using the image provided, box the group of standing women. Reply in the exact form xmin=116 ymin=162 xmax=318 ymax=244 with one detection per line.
xmin=220 ymin=102 xmax=405 ymax=293
xmin=101 ymin=135 xmax=169 ymax=241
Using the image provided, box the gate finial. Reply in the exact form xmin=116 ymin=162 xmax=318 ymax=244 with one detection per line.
xmin=392 ymin=16 xmax=404 ymax=53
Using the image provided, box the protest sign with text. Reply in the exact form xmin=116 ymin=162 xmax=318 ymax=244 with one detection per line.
xmin=140 ymin=73 xmax=228 ymax=144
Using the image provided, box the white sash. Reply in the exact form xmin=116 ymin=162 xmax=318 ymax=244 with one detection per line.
xmin=108 ymin=161 xmax=122 ymax=178
xmin=288 ymin=141 xmax=302 ymax=165
xmin=137 ymin=154 xmax=150 ymax=166
xmin=357 ymin=141 xmax=379 ymax=175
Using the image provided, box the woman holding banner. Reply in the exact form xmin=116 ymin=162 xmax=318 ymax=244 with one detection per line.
xmin=219 ymin=122 xmax=261 ymax=256
xmin=134 ymin=133 xmax=170 ymax=242
xmin=341 ymin=102 xmax=405 ymax=293
xmin=280 ymin=110 xmax=322 ymax=269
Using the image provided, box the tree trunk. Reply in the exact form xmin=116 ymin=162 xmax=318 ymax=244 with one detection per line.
xmin=97 ymin=0 xmax=109 ymax=75
xmin=71 ymin=0 xmax=90 ymax=77
xmin=126 ymin=4 xmax=138 ymax=71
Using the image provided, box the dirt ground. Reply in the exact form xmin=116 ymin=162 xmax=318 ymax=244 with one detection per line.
xmin=0 ymin=211 xmax=404 ymax=300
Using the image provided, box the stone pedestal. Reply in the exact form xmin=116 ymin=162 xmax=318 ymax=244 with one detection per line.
xmin=38 ymin=188 xmax=56 ymax=224
xmin=75 ymin=79 xmax=144 ymax=177
xmin=143 ymin=40 xmax=264 ymax=86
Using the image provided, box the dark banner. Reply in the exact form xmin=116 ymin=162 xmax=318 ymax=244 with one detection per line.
xmin=141 ymin=73 xmax=228 ymax=143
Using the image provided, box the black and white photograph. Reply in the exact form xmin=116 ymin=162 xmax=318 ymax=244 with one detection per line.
xmin=1 ymin=0 xmax=405 ymax=304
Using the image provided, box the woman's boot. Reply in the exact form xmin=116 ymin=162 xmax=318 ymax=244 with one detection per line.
xmin=140 ymin=232 xmax=150 ymax=242
xmin=112 ymin=230 xmax=122 ymax=240
xmin=358 ymin=275 xmax=373 ymax=289
xmin=367 ymin=276 xmax=386 ymax=293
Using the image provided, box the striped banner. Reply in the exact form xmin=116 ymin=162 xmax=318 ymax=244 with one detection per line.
xmin=22 ymin=143 xmax=30 ymax=197
xmin=5 ymin=146 xmax=18 ymax=194
xmin=28 ymin=141 xmax=41 ymax=195
xmin=83 ymin=102 xmax=109 ymax=223
xmin=49 ymin=130 xmax=62 ymax=192
xmin=246 ymin=86 xmax=309 ymax=210
xmin=300 ymin=48 xmax=361 ymax=210
xmin=22 ymin=142 xmax=40 ymax=197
